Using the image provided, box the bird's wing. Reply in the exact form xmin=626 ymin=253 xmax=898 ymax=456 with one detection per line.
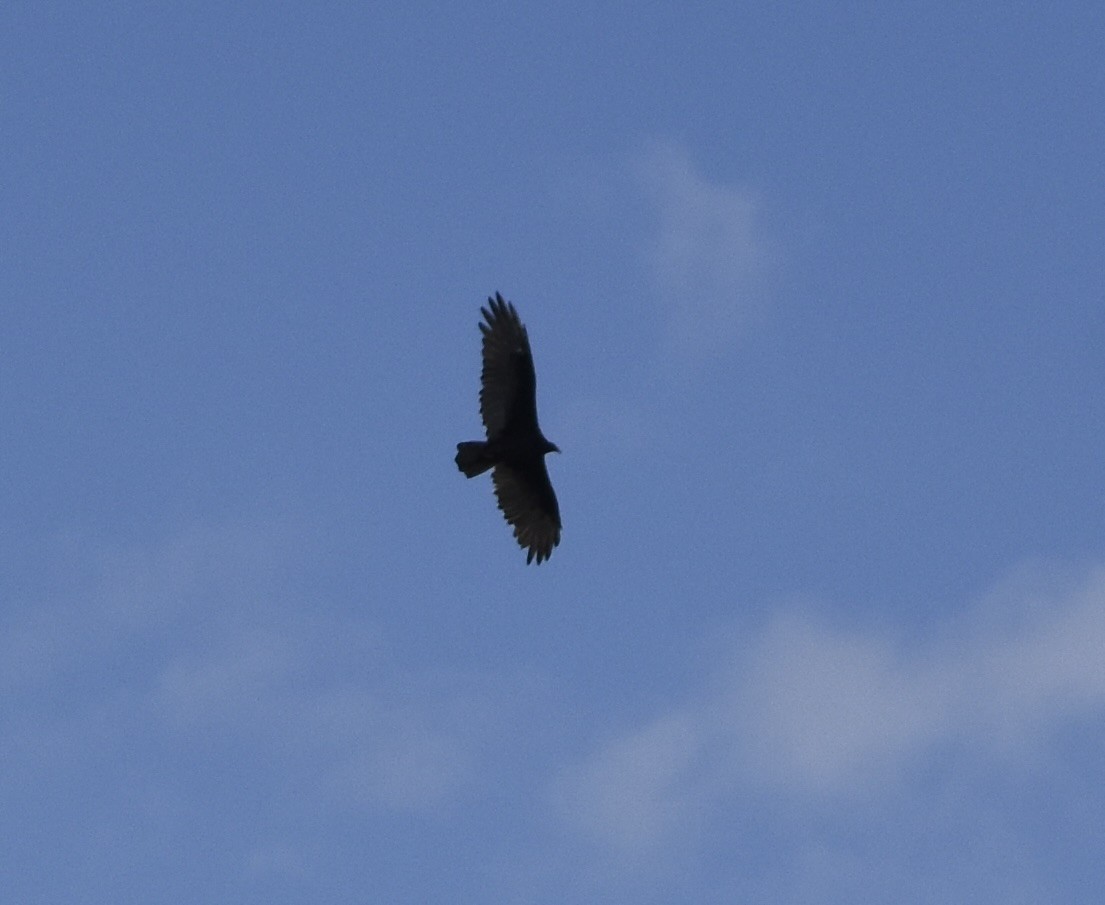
xmin=492 ymin=462 xmax=562 ymax=564
xmin=479 ymin=293 xmax=538 ymax=439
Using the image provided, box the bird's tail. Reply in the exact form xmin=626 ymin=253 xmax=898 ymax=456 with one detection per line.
xmin=455 ymin=441 xmax=493 ymax=478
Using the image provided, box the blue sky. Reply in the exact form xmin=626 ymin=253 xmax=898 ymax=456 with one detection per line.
xmin=3 ymin=3 xmax=1104 ymax=902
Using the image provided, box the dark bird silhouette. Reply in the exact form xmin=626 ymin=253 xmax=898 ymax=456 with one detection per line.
xmin=455 ymin=293 xmax=561 ymax=564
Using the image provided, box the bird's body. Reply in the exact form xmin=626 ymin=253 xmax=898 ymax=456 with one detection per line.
xmin=455 ymin=293 xmax=561 ymax=564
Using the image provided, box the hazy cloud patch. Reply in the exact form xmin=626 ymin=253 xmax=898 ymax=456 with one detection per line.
xmin=4 ymin=524 xmax=506 ymax=822
xmin=552 ymin=712 xmax=705 ymax=850
xmin=152 ymin=610 xmax=500 ymax=815
xmin=556 ymin=560 xmax=1105 ymax=851
xmin=636 ymin=141 xmax=772 ymax=358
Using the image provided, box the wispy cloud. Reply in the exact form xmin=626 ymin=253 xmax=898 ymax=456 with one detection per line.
xmin=3 ymin=525 xmax=504 ymax=825
xmin=554 ymin=560 xmax=1105 ymax=851
xmin=11 ymin=526 xmax=1102 ymax=902
xmin=552 ymin=712 xmax=705 ymax=851
xmin=154 ymin=618 xmax=492 ymax=813
xmin=636 ymin=141 xmax=772 ymax=358
xmin=0 ymin=523 xmax=282 ymax=692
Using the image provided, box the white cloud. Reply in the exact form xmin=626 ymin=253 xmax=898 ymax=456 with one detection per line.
xmin=153 ymin=614 xmax=497 ymax=814
xmin=731 ymin=613 xmax=949 ymax=791
xmin=3 ymin=524 xmax=503 ymax=820
xmin=0 ymin=523 xmax=282 ymax=692
xmin=637 ymin=141 xmax=771 ymax=357
xmin=552 ymin=713 xmax=704 ymax=850
xmin=322 ymin=706 xmax=476 ymax=811
xmin=555 ymin=561 xmax=1105 ymax=850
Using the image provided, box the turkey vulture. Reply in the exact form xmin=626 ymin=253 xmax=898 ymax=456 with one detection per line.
xmin=455 ymin=293 xmax=561 ymax=564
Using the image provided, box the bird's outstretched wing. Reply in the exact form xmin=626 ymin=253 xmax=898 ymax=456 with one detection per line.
xmin=479 ymin=293 xmax=538 ymax=439
xmin=492 ymin=461 xmax=562 ymax=564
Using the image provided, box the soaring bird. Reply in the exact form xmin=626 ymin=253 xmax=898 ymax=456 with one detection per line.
xmin=455 ymin=293 xmax=561 ymax=564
